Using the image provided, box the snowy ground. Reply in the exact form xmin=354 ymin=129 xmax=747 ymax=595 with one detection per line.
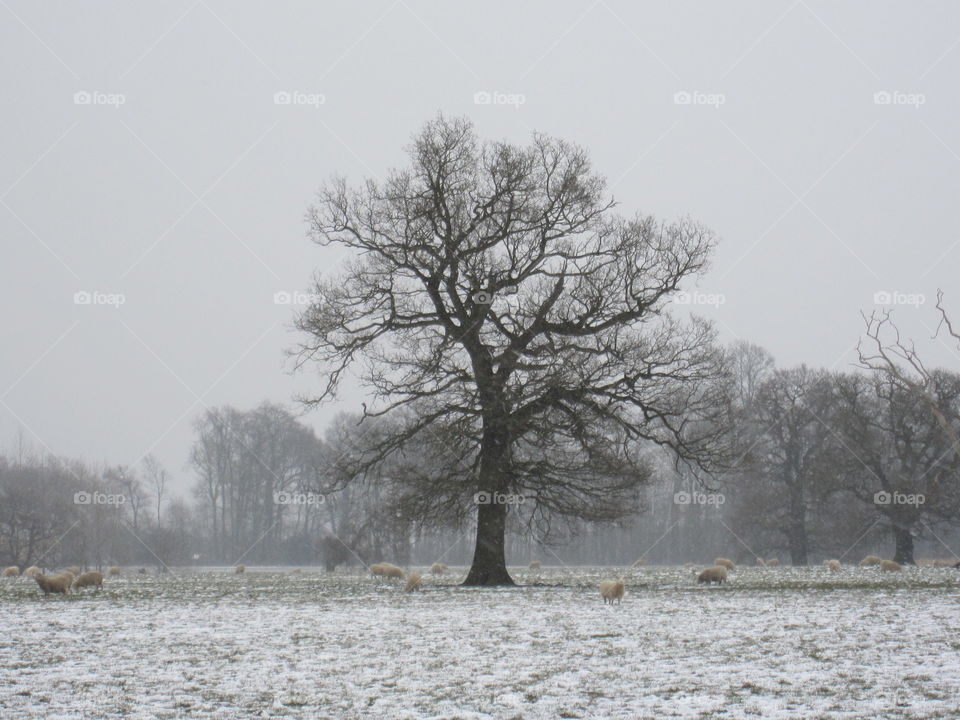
xmin=3 ymin=565 xmax=960 ymax=719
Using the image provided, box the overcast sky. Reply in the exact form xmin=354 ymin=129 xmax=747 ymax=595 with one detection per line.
xmin=2 ymin=1 xmax=958 ymax=496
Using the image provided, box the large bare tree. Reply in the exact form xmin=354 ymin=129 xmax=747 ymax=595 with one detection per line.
xmin=295 ymin=116 xmax=730 ymax=585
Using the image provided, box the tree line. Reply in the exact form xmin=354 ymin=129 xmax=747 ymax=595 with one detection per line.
xmin=3 ymin=333 xmax=958 ymax=571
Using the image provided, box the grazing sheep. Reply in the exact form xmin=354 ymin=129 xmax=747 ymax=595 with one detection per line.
xmin=714 ymin=557 xmax=735 ymax=571
xmin=755 ymin=557 xmax=766 ymax=567
xmin=2 ymin=566 xmax=19 ymax=577
xmin=859 ymin=555 xmax=882 ymax=566
xmin=766 ymin=558 xmax=780 ymax=567
xmin=880 ymin=559 xmax=903 ymax=572
xmin=370 ymin=562 xmax=405 ymax=579
xmin=631 ymin=557 xmax=647 ymax=568
xmin=73 ymin=571 xmax=104 ymax=591
xmin=137 ymin=568 xmax=147 ymax=574
xmin=403 ymin=572 xmax=423 ymax=592
xmin=825 ymin=559 xmax=842 ymax=571
xmin=291 ymin=568 xmax=301 ymax=574
xmin=24 ymin=566 xmax=40 ymax=578
xmin=599 ymin=579 xmax=625 ymax=604
xmin=34 ymin=572 xmax=72 ymax=596
xmin=66 ymin=566 xmax=81 ymax=575
xmin=429 ymin=562 xmax=448 ymax=575
xmin=528 ymin=560 xmax=541 ymax=569
xmin=108 ymin=566 xmax=121 ymax=576
xmin=697 ymin=566 xmax=728 ymax=584
xmin=234 ymin=565 xmax=245 ymax=574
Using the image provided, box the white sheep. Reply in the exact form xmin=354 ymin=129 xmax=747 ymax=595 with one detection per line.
xmin=599 ymin=579 xmax=625 ymax=604
xmin=370 ymin=562 xmax=405 ymax=579
xmin=403 ymin=572 xmax=423 ymax=592
xmin=697 ymin=566 xmax=728 ymax=584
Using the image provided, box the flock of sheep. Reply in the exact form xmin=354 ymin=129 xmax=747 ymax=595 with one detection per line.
xmin=4 ymin=552 xmax=955 ymax=603
xmin=688 ymin=554 xmax=928 ymax=586
xmin=355 ymin=552 xmax=947 ymax=604
xmin=1 ymin=564 xmax=121 ymax=595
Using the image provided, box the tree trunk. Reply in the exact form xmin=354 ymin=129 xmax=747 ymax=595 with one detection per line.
xmin=463 ymin=499 xmax=514 ymax=585
xmin=892 ymin=524 xmax=915 ymax=565
xmin=787 ymin=484 xmax=808 ymax=566
xmin=463 ymin=421 xmax=516 ymax=586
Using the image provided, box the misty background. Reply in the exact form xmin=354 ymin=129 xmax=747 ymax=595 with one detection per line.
xmin=2 ymin=0 xmax=958 ymax=505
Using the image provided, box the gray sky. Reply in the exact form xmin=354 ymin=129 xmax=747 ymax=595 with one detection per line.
xmin=2 ymin=1 xmax=958 ymax=496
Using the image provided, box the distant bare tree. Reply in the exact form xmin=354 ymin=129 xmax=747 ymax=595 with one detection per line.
xmin=295 ymin=115 xmax=730 ymax=585
xmin=858 ymin=291 xmax=960 ymax=457
xmin=747 ymin=366 xmax=839 ymax=565
xmin=189 ymin=403 xmax=321 ymax=562
xmin=141 ymin=454 xmax=168 ymax=527
xmin=105 ymin=465 xmax=145 ymax=531
xmin=833 ymin=370 xmax=960 ymax=564
xmin=851 ymin=293 xmax=960 ymax=563
xmin=0 ymin=456 xmax=77 ymax=567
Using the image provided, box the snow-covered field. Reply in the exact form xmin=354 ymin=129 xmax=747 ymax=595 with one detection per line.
xmin=3 ymin=565 xmax=960 ymax=719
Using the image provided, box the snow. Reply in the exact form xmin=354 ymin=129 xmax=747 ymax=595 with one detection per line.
xmin=3 ymin=566 xmax=960 ymax=719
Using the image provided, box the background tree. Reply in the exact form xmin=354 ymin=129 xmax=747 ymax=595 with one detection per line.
xmin=833 ymin=370 xmax=960 ymax=564
xmin=141 ymin=454 xmax=168 ymax=527
xmin=741 ymin=366 xmax=839 ymax=565
xmin=858 ymin=293 xmax=960 ymax=458
xmin=189 ymin=403 xmax=322 ymax=563
xmin=295 ymin=115 xmax=730 ymax=585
